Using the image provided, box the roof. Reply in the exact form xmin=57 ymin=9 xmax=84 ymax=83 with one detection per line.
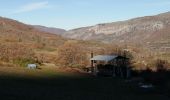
xmin=90 ymin=55 xmax=118 ymax=62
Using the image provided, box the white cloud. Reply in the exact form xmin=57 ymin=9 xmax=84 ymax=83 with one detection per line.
xmin=13 ymin=1 xmax=49 ymax=14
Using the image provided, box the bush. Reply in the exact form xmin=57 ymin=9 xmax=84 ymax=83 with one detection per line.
xmin=56 ymin=40 xmax=88 ymax=67
xmin=0 ymin=43 xmax=36 ymax=67
xmin=155 ymin=59 xmax=169 ymax=72
xmin=140 ymin=68 xmax=153 ymax=83
xmin=136 ymin=65 xmax=170 ymax=86
xmin=13 ymin=58 xmax=36 ymax=67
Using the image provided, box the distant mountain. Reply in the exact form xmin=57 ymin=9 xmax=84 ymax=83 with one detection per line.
xmin=63 ymin=12 xmax=170 ymax=42
xmin=63 ymin=12 xmax=170 ymax=52
xmin=0 ymin=16 xmax=66 ymax=46
xmin=33 ymin=25 xmax=66 ymax=35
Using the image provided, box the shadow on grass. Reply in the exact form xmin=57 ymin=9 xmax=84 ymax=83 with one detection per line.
xmin=0 ymin=74 xmax=169 ymax=100
xmin=131 ymin=68 xmax=170 ymax=98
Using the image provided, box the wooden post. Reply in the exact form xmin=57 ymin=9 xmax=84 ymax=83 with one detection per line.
xmin=91 ymin=52 xmax=94 ymax=73
xmin=112 ymin=66 xmax=116 ymax=77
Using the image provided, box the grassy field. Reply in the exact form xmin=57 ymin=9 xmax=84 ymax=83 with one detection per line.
xmin=0 ymin=66 xmax=169 ymax=100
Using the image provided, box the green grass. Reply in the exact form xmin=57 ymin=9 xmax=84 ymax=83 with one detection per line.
xmin=13 ymin=58 xmax=36 ymax=67
xmin=0 ymin=67 xmax=169 ymax=100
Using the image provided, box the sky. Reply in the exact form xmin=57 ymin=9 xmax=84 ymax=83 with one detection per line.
xmin=0 ymin=0 xmax=170 ymax=30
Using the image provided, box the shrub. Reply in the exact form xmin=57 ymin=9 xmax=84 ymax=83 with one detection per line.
xmin=56 ymin=40 xmax=88 ymax=67
xmin=0 ymin=43 xmax=36 ymax=67
xmin=13 ymin=58 xmax=36 ymax=67
xmin=155 ymin=59 xmax=169 ymax=72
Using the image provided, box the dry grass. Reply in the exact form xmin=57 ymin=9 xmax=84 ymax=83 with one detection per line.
xmin=0 ymin=65 xmax=81 ymax=79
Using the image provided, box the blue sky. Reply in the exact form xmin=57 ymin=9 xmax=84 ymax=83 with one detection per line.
xmin=0 ymin=0 xmax=170 ymax=30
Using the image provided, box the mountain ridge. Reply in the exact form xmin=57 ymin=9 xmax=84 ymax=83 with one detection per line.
xmin=62 ymin=12 xmax=170 ymax=46
xmin=33 ymin=25 xmax=66 ymax=35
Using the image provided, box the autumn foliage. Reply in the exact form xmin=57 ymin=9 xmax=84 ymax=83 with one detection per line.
xmin=0 ymin=43 xmax=36 ymax=67
xmin=56 ymin=41 xmax=88 ymax=67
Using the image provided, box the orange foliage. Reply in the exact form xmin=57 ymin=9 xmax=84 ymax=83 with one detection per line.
xmin=56 ymin=41 xmax=88 ymax=67
xmin=0 ymin=43 xmax=35 ymax=63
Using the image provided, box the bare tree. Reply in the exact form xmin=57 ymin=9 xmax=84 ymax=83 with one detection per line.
xmin=56 ymin=40 xmax=88 ymax=67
